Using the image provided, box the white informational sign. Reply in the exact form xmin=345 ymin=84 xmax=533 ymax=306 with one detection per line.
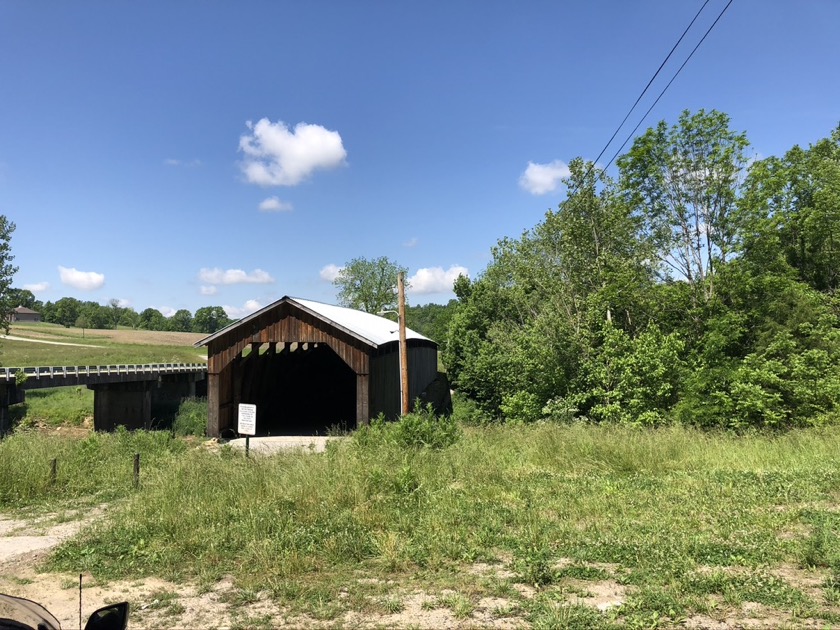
xmin=238 ymin=403 xmax=257 ymax=436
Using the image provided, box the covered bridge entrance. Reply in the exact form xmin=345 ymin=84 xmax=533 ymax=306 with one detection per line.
xmin=196 ymin=297 xmax=439 ymax=438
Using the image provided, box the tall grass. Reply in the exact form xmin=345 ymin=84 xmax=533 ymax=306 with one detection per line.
xmin=0 ymin=428 xmax=186 ymax=507
xmin=46 ymin=423 xmax=840 ymax=601
xmin=2 ymin=419 xmax=837 ymax=624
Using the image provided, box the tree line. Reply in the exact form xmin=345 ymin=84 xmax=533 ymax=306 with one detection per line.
xmin=10 ymin=290 xmax=233 ymax=334
xmin=444 ymin=110 xmax=840 ymax=430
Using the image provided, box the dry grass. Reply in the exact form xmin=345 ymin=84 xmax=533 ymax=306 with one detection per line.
xmin=9 ymin=323 xmax=206 ymax=346
xmin=2 ymin=323 xmax=206 ymax=366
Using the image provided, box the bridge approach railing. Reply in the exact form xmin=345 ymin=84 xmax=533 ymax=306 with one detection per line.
xmin=1 ymin=363 xmax=207 ymax=384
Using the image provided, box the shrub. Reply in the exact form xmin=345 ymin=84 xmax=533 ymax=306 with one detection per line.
xmin=172 ymin=397 xmax=207 ymax=437
xmin=353 ymin=404 xmax=461 ymax=450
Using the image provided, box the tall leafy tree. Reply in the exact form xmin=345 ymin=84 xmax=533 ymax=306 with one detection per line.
xmin=192 ymin=306 xmax=231 ymax=334
xmin=168 ymin=308 xmax=194 ymax=332
xmin=139 ymin=307 xmax=167 ymax=331
xmin=53 ymin=297 xmax=82 ymax=328
xmin=333 ymin=256 xmax=408 ymax=314
xmin=107 ymin=298 xmax=124 ymax=329
xmin=445 ymin=160 xmax=653 ymax=419
xmin=0 ymin=217 xmax=18 ymax=333
xmin=618 ymin=109 xmax=749 ymax=305
xmin=740 ymin=126 xmax=840 ymax=293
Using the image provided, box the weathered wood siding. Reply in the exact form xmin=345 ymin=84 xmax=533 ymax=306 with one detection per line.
xmin=206 ymin=302 xmax=373 ymax=436
xmin=207 ymin=303 xmax=370 ymax=376
xmin=204 ymin=299 xmax=438 ymax=436
xmin=369 ymin=340 xmax=439 ymax=420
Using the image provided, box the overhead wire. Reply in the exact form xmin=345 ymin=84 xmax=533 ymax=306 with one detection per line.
xmin=599 ymin=0 xmax=735 ymax=175
xmin=590 ymin=0 xmax=714 ymax=169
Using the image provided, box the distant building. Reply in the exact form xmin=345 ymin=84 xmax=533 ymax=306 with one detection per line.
xmin=10 ymin=306 xmax=41 ymax=323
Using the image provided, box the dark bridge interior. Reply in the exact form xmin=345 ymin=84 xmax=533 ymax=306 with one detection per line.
xmin=238 ymin=343 xmax=355 ymax=435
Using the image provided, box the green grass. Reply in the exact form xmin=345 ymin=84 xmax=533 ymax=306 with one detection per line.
xmin=10 ymin=387 xmax=94 ymax=427
xmin=4 ymin=421 xmax=833 ymax=626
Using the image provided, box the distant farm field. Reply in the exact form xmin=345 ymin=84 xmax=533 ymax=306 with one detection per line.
xmin=1 ymin=322 xmax=207 ymax=366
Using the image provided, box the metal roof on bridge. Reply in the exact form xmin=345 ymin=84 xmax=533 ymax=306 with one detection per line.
xmin=195 ymin=296 xmax=431 ymax=349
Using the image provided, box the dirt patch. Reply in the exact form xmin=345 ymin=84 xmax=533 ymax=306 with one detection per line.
xmin=565 ymin=578 xmax=627 ymax=611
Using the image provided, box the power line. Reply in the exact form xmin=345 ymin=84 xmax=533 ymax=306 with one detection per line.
xmin=600 ymin=0 xmax=735 ymax=174
xmin=591 ymin=0 xmax=714 ymax=169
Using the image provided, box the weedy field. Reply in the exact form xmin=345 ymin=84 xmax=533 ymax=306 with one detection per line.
xmin=2 ymin=405 xmax=840 ymax=629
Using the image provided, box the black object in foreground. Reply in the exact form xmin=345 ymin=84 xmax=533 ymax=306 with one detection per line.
xmin=0 ymin=593 xmax=128 ymax=630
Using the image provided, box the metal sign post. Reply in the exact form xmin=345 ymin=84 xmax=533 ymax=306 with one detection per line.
xmin=238 ymin=403 xmax=256 ymax=457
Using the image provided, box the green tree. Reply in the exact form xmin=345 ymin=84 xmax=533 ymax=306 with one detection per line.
xmin=404 ymin=301 xmax=456 ymax=348
xmin=139 ymin=307 xmax=167 ymax=331
xmin=618 ymin=109 xmax=749 ymax=305
xmin=53 ymin=297 xmax=82 ymax=328
xmin=740 ymin=126 xmax=840 ymax=293
xmin=445 ymin=160 xmax=650 ymax=418
xmin=81 ymin=301 xmax=110 ymax=329
xmin=120 ymin=308 xmax=140 ymax=329
xmin=0 ymin=217 xmax=18 ymax=333
xmin=107 ymin=298 xmax=124 ymax=329
xmin=168 ymin=308 xmax=194 ymax=332
xmin=7 ymin=288 xmax=36 ymax=310
xmin=192 ymin=306 xmax=231 ymax=334
xmin=333 ymin=256 xmax=408 ymax=313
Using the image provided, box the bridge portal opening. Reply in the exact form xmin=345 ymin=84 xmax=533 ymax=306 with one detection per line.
xmin=238 ymin=343 xmax=356 ymax=435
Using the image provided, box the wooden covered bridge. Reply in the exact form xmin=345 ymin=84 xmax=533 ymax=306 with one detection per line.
xmin=196 ymin=296 xmax=443 ymax=438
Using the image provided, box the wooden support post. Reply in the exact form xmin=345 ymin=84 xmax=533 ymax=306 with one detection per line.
xmin=207 ymin=372 xmax=220 ymax=437
xmin=398 ymin=272 xmax=409 ymax=416
xmin=133 ymin=452 xmax=140 ymax=489
xmin=50 ymin=458 xmax=57 ymax=486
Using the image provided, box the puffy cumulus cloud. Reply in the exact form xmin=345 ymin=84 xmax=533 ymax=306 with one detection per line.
xmin=155 ymin=306 xmax=177 ymax=318
xmin=258 ymin=196 xmax=293 ymax=213
xmin=403 ymin=237 xmax=419 ymax=248
xmin=519 ymin=159 xmax=571 ymax=195
xmin=239 ymin=118 xmax=347 ymax=186
xmin=23 ymin=281 xmax=50 ymax=293
xmin=200 ymin=285 xmax=218 ymax=296
xmin=319 ymin=263 xmax=343 ymax=282
xmin=58 ymin=266 xmax=105 ymax=291
xmin=115 ymin=298 xmax=132 ymax=308
xmin=224 ymin=299 xmax=262 ymax=319
xmin=198 ymin=267 xmax=275 ymax=285
xmin=408 ymin=265 xmax=469 ymax=295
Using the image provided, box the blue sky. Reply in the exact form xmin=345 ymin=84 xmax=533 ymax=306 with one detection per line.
xmin=1 ymin=1 xmax=838 ymax=319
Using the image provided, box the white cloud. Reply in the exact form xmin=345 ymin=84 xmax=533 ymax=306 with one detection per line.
xmin=198 ymin=267 xmax=275 ymax=285
xmin=115 ymin=298 xmax=131 ymax=308
xmin=58 ymin=266 xmax=105 ymax=291
xmin=519 ymin=159 xmax=571 ymax=195
xmin=155 ymin=306 xmax=177 ymax=318
xmin=319 ymin=264 xmax=343 ymax=282
xmin=408 ymin=265 xmax=469 ymax=295
xmin=239 ymin=118 xmax=347 ymax=186
xmin=164 ymin=158 xmax=201 ymax=167
xmin=200 ymin=285 xmax=218 ymax=296
xmin=223 ymin=299 xmax=262 ymax=319
xmin=258 ymin=196 xmax=293 ymax=213
xmin=23 ymin=281 xmax=50 ymax=293
xmin=403 ymin=237 xmax=419 ymax=248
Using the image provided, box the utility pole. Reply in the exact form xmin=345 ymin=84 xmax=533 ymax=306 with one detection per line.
xmin=398 ymin=271 xmax=409 ymax=415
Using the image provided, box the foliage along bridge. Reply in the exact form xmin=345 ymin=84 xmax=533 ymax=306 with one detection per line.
xmin=0 ymin=363 xmax=207 ymax=435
